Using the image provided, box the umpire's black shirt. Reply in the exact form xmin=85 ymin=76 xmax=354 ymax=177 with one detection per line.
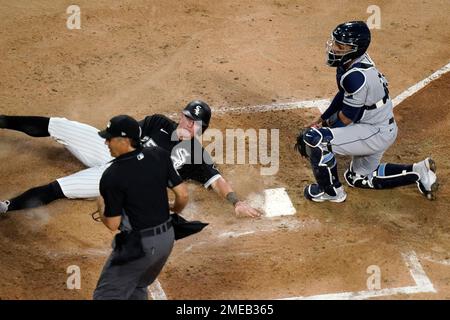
xmin=100 ymin=147 xmax=182 ymax=230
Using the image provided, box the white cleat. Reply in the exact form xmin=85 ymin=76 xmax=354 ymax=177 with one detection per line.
xmin=0 ymin=200 xmax=10 ymax=215
xmin=413 ymin=157 xmax=438 ymax=200
xmin=304 ymin=184 xmax=347 ymax=203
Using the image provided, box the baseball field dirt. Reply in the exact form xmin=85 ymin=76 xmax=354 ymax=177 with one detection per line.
xmin=0 ymin=0 xmax=449 ymax=299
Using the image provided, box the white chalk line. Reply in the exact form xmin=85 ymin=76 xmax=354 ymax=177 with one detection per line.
xmin=218 ymin=230 xmax=256 ymax=239
xmin=279 ymin=251 xmax=436 ymax=300
xmin=419 ymin=255 xmax=450 ymax=267
xmin=391 ymin=62 xmax=450 ymax=107
xmin=212 ymin=99 xmax=331 ymax=114
xmin=148 ymin=279 xmax=167 ymax=300
xmin=148 ymin=218 xmax=314 ymax=299
xmin=218 ymin=61 xmax=449 ymax=114
xmin=166 ymin=61 xmax=450 ymax=120
xmin=182 ymin=241 xmax=207 ymax=253
xmin=178 ymin=218 xmax=316 ymax=253
xmin=149 ymin=62 xmax=449 ymax=300
xmin=166 ymin=99 xmax=330 ymax=119
xmin=402 ymin=251 xmax=435 ymax=291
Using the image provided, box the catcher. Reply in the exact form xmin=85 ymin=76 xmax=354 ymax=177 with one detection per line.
xmin=295 ymin=21 xmax=438 ymax=202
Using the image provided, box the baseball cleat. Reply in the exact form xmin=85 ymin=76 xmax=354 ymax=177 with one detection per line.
xmin=413 ymin=157 xmax=438 ymax=200
xmin=0 ymin=200 xmax=10 ymax=215
xmin=304 ymin=184 xmax=347 ymax=203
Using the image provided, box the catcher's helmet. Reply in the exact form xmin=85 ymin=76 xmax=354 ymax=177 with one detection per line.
xmin=182 ymin=100 xmax=212 ymax=133
xmin=326 ymin=21 xmax=371 ymax=67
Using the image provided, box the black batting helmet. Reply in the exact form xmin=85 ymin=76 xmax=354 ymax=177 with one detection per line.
xmin=182 ymin=100 xmax=212 ymax=133
xmin=326 ymin=21 xmax=371 ymax=67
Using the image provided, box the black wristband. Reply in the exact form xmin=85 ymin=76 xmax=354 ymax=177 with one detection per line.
xmin=226 ymin=192 xmax=240 ymax=206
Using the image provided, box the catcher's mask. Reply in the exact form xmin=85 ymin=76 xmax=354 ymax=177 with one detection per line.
xmin=326 ymin=21 xmax=371 ymax=67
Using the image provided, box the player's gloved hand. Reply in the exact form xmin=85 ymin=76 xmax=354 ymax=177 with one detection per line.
xmin=234 ymin=201 xmax=262 ymax=218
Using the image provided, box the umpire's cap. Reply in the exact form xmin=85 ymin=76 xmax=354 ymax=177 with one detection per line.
xmin=98 ymin=115 xmax=141 ymax=141
xmin=182 ymin=100 xmax=212 ymax=132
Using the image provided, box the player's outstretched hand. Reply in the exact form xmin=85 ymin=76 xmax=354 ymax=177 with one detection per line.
xmin=234 ymin=201 xmax=263 ymax=218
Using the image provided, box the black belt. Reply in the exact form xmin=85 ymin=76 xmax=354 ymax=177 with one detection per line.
xmin=365 ymin=91 xmax=390 ymax=110
xmin=140 ymin=220 xmax=172 ymax=238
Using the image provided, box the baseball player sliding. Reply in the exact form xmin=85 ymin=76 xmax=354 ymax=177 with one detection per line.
xmin=295 ymin=21 xmax=438 ymax=202
xmin=0 ymin=100 xmax=261 ymax=218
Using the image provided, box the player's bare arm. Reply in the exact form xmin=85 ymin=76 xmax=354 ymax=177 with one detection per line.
xmin=211 ymin=177 xmax=262 ymax=218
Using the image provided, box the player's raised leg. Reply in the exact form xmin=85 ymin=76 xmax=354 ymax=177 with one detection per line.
xmin=0 ymin=115 xmax=112 ymax=167
xmin=0 ymin=115 xmax=50 ymax=137
xmin=48 ymin=117 xmax=112 ymax=167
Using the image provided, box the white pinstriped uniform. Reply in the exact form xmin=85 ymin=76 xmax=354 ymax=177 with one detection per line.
xmin=48 ymin=117 xmax=113 ymax=198
xmin=47 ymin=116 xmax=221 ymax=198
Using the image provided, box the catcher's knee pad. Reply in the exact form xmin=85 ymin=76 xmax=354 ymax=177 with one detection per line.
xmin=344 ymin=163 xmax=419 ymax=189
xmin=302 ymin=127 xmax=335 ymax=165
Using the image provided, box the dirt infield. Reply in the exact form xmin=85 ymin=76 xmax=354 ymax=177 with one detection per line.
xmin=0 ymin=1 xmax=449 ymax=299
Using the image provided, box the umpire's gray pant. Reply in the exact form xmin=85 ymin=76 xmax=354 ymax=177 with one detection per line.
xmin=93 ymin=226 xmax=174 ymax=300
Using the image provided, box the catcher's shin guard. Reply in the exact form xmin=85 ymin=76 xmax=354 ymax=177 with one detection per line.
xmin=311 ymin=160 xmax=341 ymax=191
xmin=303 ymin=127 xmax=343 ymax=199
xmin=344 ymin=162 xmax=433 ymax=191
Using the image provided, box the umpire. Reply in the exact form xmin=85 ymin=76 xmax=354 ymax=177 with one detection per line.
xmin=93 ymin=114 xmax=188 ymax=300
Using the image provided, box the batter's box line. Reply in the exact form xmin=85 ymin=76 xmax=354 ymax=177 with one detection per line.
xmin=147 ymin=251 xmax=435 ymax=300
xmin=148 ymin=279 xmax=167 ymax=300
xmin=163 ymin=61 xmax=450 ymax=119
xmin=278 ymin=251 xmax=436 ymax=300
xmin=419 ymin=254 xmax=450 ymax=267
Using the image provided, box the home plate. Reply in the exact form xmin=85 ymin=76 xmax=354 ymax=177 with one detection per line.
xmin=247 ymin=188 xmax=296 ymax=217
